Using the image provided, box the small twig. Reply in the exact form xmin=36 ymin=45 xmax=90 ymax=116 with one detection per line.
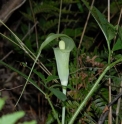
xmin=108 ymin=78 xmax=112 ymax=124
xmin=1 ymin=50 xmax=13 ymax=61
xmin=57 ymin=0 xmax=62 ymax=34
xmin=107 ymin=0 xmax=112 ymax=123
xmin=108 ymin=0 xmax=110 ymax=23
xmin=29 ymin=0 xmax=39 ymax=49
xmin=115 ymin=76 xmax=122 ymax=124
xmin=0 ymin=84 xmax=24 ymax=92
xmin=22 ymin=21 xmax=38 ymax=41
xmin=114 ymin=8 xmax=122 ymax=43
xmin=78 ymin=0 xmax=95 ymax=50
xmin=64 ymin=4 xmax=72 ymax=29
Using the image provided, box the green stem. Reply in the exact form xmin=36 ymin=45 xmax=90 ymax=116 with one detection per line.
xmin=46 ymin=94 xmax=61 ymax=124
xmin=107 ymin=39 xmax=112 ymax=124
xmin=62 ymin=86 xmax=67 ymax=124
xmin=68 ymin=58 xmax=122 ymax=124
xmin=62 ymin=106 xmax=65 ymax=124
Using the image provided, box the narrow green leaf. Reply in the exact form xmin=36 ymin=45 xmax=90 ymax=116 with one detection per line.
xmin=23 ymin=120 xmax=37 ymax=124
xmin=20 ymin=62 xmax=46 ymax=82
xmin=49 ymin=88 xmax=67 ymax=101
xmin=0 ymin=60 xmax=45 ymax=95
xmin=82 ymin=0 xmax=117 ymax=42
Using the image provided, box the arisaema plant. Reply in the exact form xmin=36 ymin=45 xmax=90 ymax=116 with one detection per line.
xmin=53 ymin=39 xmax=75 ymax=124
xmin=28 ymin=33 xmax=75 ymax=124
xmin=41 ymin=34 xmax=75 ymax=124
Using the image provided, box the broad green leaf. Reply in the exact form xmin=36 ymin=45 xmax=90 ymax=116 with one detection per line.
xmin=0 ymin=98 xmax=5 ymax=111
xmin=0 ymin=111 xmax=24 ymax=124
xmin=112 ymin=38 xmax=122 ymax=51
xmin=49 ymin=88 xmax=67 ymax=101
xmin=23 ymin=120 xmax=37 ymax=124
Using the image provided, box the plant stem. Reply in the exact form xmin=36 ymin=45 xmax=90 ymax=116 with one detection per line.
xmin=57 ymin=0 xmax=62 ymax=34
xmin=115 ymin=76 xmax=122 ymax=124
xmin=46 ymin=94 xmax=61 ymax=124
xmin=62 ymin=106 xmax=65 ymax=124
xmin=62 ymin=86 xmax=67 ymax=124
xmin=107 ymin=39 xmax=112 ymax=124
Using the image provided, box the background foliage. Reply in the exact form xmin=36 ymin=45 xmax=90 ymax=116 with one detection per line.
xmin=0 ymin=0 xmax=122 ymax=124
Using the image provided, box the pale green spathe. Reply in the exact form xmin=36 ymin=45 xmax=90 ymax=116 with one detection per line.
xmin=53 ymin=39 xmax=74 ymax=124
xmin=53 ymin=48 xmax=70 ymax=86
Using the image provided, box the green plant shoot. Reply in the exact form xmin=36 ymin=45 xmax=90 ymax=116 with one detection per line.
xmin=53 ymin=39 xmax=74 ymax=124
